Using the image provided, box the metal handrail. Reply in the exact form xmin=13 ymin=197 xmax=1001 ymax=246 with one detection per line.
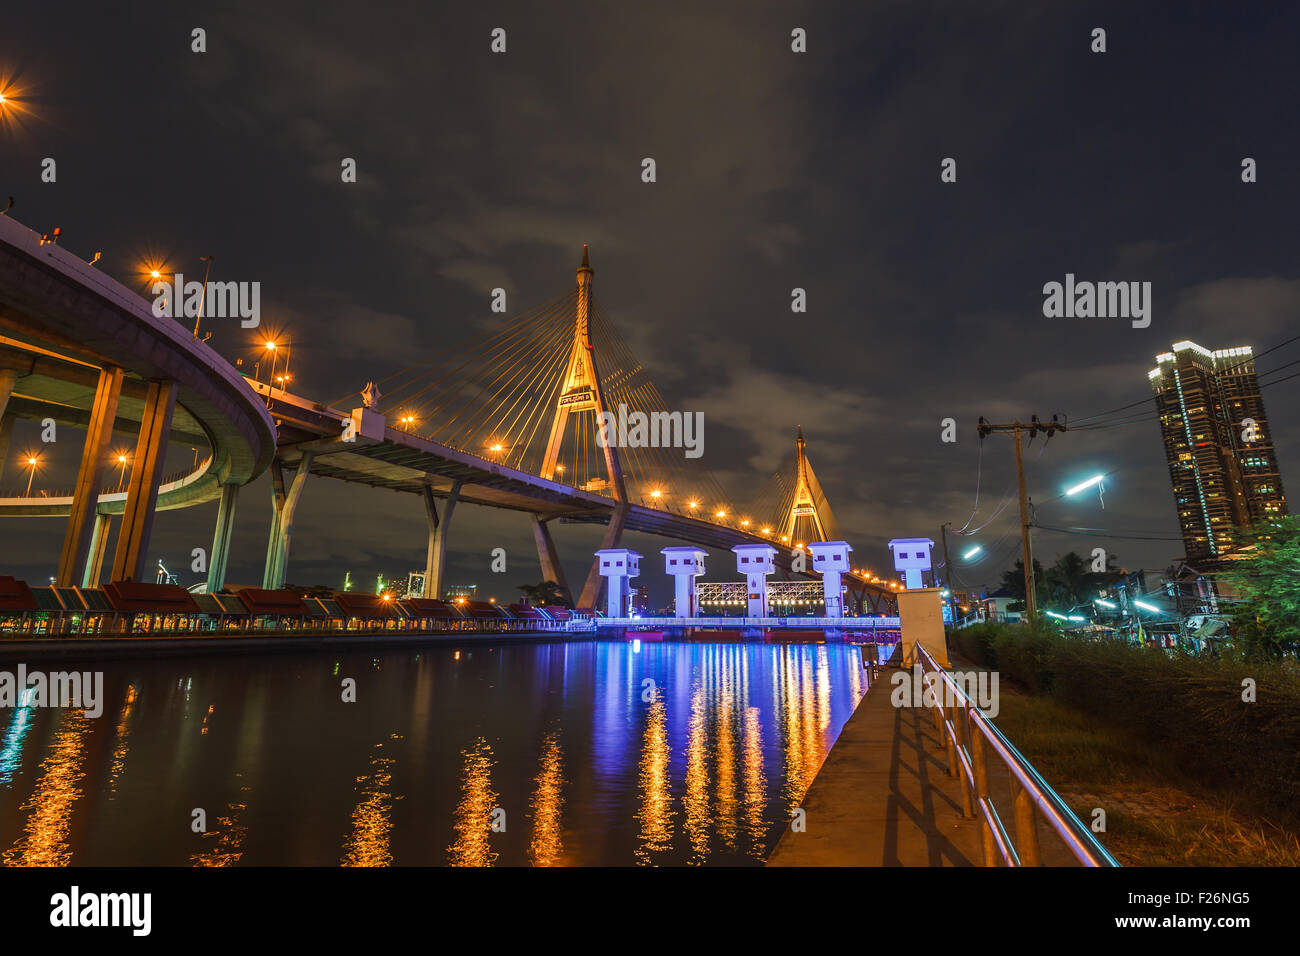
xmin=915 ymin=643 xmax=1121 ymax=867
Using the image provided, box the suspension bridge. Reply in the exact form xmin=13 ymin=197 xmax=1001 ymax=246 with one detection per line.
xmin=0 ymin=219 xmax=896 ymax=613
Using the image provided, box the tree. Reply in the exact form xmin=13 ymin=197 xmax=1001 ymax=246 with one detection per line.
xmin=1043 ymin=550 xmax=1123 ymax=609
xmin=517 ymin=580 xmax=572 ymax=607
xmin=999 ymin=558 xmax=1045 ymax=613
xmin=1221 ymin=516 xmax=1300 ymax=658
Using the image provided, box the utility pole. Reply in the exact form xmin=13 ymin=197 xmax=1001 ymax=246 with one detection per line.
xmin=977 ymin=415 xmax=1066 ymax=620
xmin=940 ymin=521 xmax=954 ymax=624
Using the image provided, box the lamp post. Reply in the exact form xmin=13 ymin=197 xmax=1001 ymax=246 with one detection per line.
xmin=192 ymin=255 xmax=214 ymax=338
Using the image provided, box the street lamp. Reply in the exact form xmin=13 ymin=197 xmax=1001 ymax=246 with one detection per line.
xmin=1065 ymin=474 xmax=1105 ymax=496
xmin=1133 ymin=600 xmax=1161 ymax=614
xmin=192 ymin=254 xmax=214 ymax=338
xmin=963 ymin=545 xmax=983 ymax=560
xmin=24 ymin=453 xmax=40 ymax=496
xmin=115 ymin=451 xmax=130 ymax=487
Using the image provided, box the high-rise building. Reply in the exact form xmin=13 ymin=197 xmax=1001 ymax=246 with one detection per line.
xmin=1148 ymin=340 xmax=1288 ymax=565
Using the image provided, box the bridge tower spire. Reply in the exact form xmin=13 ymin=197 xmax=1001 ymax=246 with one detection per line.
xmin=536 ymin=246 xmax=630 ymax=608
xmin=781 ymin=425 xmax=829 ymax=545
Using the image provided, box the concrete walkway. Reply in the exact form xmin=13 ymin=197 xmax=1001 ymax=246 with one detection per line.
xmin=768 ymin=665 xmax=985 ymax=866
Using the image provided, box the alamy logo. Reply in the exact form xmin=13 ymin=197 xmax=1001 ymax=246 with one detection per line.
xmin=49 ymin=886 xmax=151 ymax=936
xmin=0 ymin=664 xmax=103 ymax=718
xmin=596 ymin=403 xmax=704 ymax=459
xmin=151 ymin=272 xmax=261 ymax=328
xmin=1042 ymin=273 xmax=1151 ymax=328
xmin=890 ymin=665 xmax=1000 ymax=718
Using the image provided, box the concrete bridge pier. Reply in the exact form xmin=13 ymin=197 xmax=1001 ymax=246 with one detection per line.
xmin=421 ymin=480 xmax=461 ymax=598
xmin=579 ymin=501 xmax=629 ymax=608
xmin=207 ymin=483 xmax=239 ymax=593
xmin=531 ymin=515 xmax=570 ymax=601
xmin=0 ymin=412 xmax=12 ymax=483
xmin=82 ymin=510 xmax=112 ymax=587
xmin=0 ymin=367 xmax=18 ymax=480
xmin=111 ymin=378 xmax=178 ymax=583
xmin=57 ymin=365 xmax=125 ymax=586
xmin=262 ymin=453 xmax=313 ymax=590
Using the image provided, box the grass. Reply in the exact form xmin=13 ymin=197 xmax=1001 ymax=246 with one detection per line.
xmin=987 ymin=663 xmax=1300 ymax=866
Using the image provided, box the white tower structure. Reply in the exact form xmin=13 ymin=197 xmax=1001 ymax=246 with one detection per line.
xmin=888 ymin=538 xmax=935 ymax=589
xmin=809 ymin=541 xmax=853 ymax=617
xmin=661 ymin=547 xmax=707 ymax=618
xmin=731 ymin=543 xmax=778 ymax=616
xmin=595 ymin=548 xmax=641 ymax=618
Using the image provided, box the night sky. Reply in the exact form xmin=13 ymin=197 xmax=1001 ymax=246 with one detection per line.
xmin=3 ymin=2 xmax=1298 ymax=606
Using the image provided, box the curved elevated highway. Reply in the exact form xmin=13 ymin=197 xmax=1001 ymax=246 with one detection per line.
xmin=0 ymin=215 xmax=276 ymax=586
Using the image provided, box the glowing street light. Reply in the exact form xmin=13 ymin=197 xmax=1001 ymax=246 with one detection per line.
xmin=1065 ymin=474 xmax=1106 ymax=497
xmin=1094 ymin=598 xmax=1117 ymax=609
xmin=1133 ymin=600 xmax=1162 ymax=614
xmin=23 ymin=453 xmax=40 ymax=496
xmin=962 ymin=545 xmax=983 ymax=560
xmin=114 ymin=450 xmax=131 ymax=486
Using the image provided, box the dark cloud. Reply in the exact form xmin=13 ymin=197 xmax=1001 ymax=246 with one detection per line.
xmin=3 ymin=1 xmax=1299 ymax=606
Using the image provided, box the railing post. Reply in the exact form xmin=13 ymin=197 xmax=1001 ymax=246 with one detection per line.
xmin=951 ymin=705 xmax=975 ymax=819
xmin=942 ymin=699 xmax=959 ymax=779
xmin=970 ymin=728 xmax=999 ymax=866
xmin=1010 ymin=774 xmax=1042 ymax=866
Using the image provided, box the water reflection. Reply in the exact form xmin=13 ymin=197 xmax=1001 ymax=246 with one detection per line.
xmin=3 ymin=710 xmax=91 ymax=866
xmin=341 ymin=736 xmax=401 ymax=867
xmin=447 ymin=737 xmax=498 ymax=867
xmin=0 ymin=640 xmax=866 ymax=866
xmin=528 ymin=731 xmax=564 ymax=867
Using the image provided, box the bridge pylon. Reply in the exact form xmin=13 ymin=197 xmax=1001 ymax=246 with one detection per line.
xmin=780 ymin=425 xmax=837 ymax=546
xmin=538 ymin=246 xmax=629 ymax=609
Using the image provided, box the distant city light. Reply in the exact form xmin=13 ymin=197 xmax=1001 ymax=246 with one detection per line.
xmin=1065 ymin=474 xmax=1106 ymax=496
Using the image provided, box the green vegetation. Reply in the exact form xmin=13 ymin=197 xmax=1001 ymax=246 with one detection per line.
xmin=950 ymin=621 xmax=1300 ymax=822
xmin=516 ymin=579 xmax=571 ymax=607
xmin=997 ymin=550 xmax=1123 ymax=613
xmin=992 ymin=692 xmax=1300 ymax=866
xmin=1221 ymin=516 xmax=1300 ymax=658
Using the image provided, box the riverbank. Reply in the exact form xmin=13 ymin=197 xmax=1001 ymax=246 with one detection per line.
xmin=0 ymin=628 xmax=589 ymax=662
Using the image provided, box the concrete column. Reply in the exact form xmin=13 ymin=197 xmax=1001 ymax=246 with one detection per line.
xmin=57 ymin=366 xmax=125 ymax=586
xmin=262 ymin=458 xmax=287 ymax=588
xmin=265 ymin=454 xmax=312 ymax=590
xmin=82 ymin=511 xmax=112 ymax=588
xmin=662 ymin=547 xmax=706 ymax=618
xmin=531 ymin=515 xmax=569 ymax=600
xmin=810 ymin=542 xmax=853 ymax=618
xmin=422 ymin=480 xmax=461 ymax=599
xmin=0 ymin=412 xmax=14 ymax=484
xmin=579 ymin=501 xmax=628 ymax=609
xmin=0 ymin=367 xmax=17 ymax=418
xmin=732 ymin=544 xmax=777 ymax=616
xmin=898 ymin=587 xmax=949 ymax=667
xmin=111 ymin=378 xmax=177 ymax=583
xmin=207 ymin=483 xmax=239 ymax=593
xmin=595 ymin=548 xmax=641 ymax=617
